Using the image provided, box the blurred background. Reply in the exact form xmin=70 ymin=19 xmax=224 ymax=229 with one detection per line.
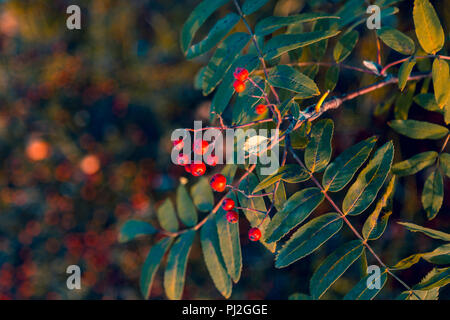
xmin=0 ymin=0 xmax=448 ymax=300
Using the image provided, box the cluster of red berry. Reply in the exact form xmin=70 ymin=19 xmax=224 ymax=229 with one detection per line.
xmin=173 ymin=138 xmax=218 ymax=176
xmin=210 ymin=173 xmax=261 ymax=242
xmin=233 ymin=68 xmax=267 ymax=115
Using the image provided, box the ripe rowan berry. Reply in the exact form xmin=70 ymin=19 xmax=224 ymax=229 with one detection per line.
xmin=233 ymin=68 xmax=249 ymax=82
xmin=190 ymin=163 xmax=206 ymax=176
xmin=206 ymin=154 xmax=218 ymax=166
xmin=233 ymin=80 xmax=246 ymax=93
xmin=222 ymin=198 xmax=235 ymax=211
xmin=176 ymin=153 xmax=189 ymax=166
xmin=193 ymin=140 xmax=209 ymax=155
xmin=248 ymin=227 xmax=261 ymax=241
xmin=226 ymin=211 xmax=238 ymax=224
xmin=185 ymin=164 xmax=192 ymax=173
xmin=255 ymin=104 xmax=267 ymax=115
xmin=210 ymin=173 xmax=227 ymax=192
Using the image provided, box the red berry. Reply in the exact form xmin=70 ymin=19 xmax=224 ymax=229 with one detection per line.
xmin=248 ymin=228 xmax=261 ymax=241
xmin=193 ymin=140 xmax=209 ymax=155
xmin=176 ymin=153 xmax=190 ymax=166
xmin=255 ymin=104 xmax=267 ymax=115
xmin=226 ymin=211 xmax=238 ymax=224
xmin=206 ymin=154 xmax=218 ymax=166
xmin=210 ymin=173 xmax=227 ymax=192
xmin=233 ymin=80 xmax=246 ymax=93
xmin=233 ymin=68 xmax=249 ymax=82
xmin=191 ymin=163 xmax=206 ymax=176
xmin=173 ymin=138 xmax=184 ymax=150
xmin=185 ymin=164 xmax=192 ymax=173
xmin=222 ymin=198 xmax=235 ymax=211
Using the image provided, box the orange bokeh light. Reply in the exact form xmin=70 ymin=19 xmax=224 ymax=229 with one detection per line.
xmin=80 ymin=154 xmax=101 ymax=175
xmin=26 ymin=139 xmax=50 ymax=161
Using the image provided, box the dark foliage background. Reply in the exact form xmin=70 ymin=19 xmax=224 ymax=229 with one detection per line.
xmin=0 ymin=0 xmax=448 ymax=299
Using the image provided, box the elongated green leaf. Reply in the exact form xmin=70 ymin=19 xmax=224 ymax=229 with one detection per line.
xmin=398 ymin=59 xmax=416 ymax=91
xmin=305 ymin=119 xmax=334 ymax=173
xmin=394 ymin=82 xmax=415 ymax=120
xmin=216 ymin=193 xmax=242 ymax=283
xmin=362 ymin=176 xmax=395 ymax=240
xmin=268 ymin=65 xmax=319 ymax=98
xmin=191 ymin=177 xmax=214 ymax=212
xmin=344 ymin=270 xmax=388 ymax=300
xmin=413 ymin=0 xmax=444 ymax=54
xmin=414 ymin=93 xmax=441 ymax=112
xmin=176 ymin=184 xmax=198 ymax=227
xmin=119 ymin=220 xmax=157 ymax=243
xmin=422 ymin=170 xmax=443 ymax=220
xmin=415 ymin=267 xmax=450 ymax=291
xmin=181 ymin=0 xmax=230 ymax=53
xmin=201 ymin=218 xmax=232 ymax=298
xmin=398 ymin=221 xmax=450 ymax=241
xmin=397 ymin=288 xmax=439 ymax=300
xmin=186 ymin=13 xmax=240 ymax=59
xmin=440 ymin=153 xmax=450 ymax=177
xmin=275 ymin=213 xmax=343 ymax=268
xmin=263 ymin=30 xmax=340 ymax=60
xmin=157 ymin=199 xmax=179 ymax=232
xmin=325 ymin=65 xmax=339 ymax=91
xmin=242 ymin=0 xmax=269 ymax=15
xmin=255 ymin=14 xmax=340 ymax=36
xmin=389 ymin=120 xmax=448 ymax=140
xmin=432 ymin=58 xmax=450 ymax=108
xmin=163 ymin=230 xmax=195 ymax=300
xmin=377 ymin=27 xmax=415 ymax=55
xmin=140 ymin=237 xmax=173 ymax=299
xmin=202 ymin=33 xmax=250 ymax=95
xmin=238 ymin=173 xmax=276 ymax=252
xmin=323 ymin=136 xmax=377 ymax=192
xmin=266 ymin=188 xmax=324 ymax=243
xmin=392 ymin=244 xmax=450 ymax=270
xmin=211 ymin=54 xmax=260 ymax=117
xmin=310 ymin=240 xmax=364 ymax=299
xmin=221 ymin=164 xmax=238 ymax=184
xmin=254 ymin=164 xmax=310 ymax=192
xmin=333 ymin=30 xmax=359 ymax=63
xmin=343 ymin=141 xmax=394 ymax=216
xmin=392 ymin=151 xmax=438 ymax=176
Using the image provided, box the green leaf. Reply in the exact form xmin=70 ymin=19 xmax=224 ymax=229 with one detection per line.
xmin=413 ymin=0 xmax=444 ymax=54
xmin=343 ymin=269 xmax=388 ymax=300
xmin=414 ymin=93 xmax=441 ymax=112
xmin=422 ymin=170 xmax=443 ymax=220
xmin=221 ymin=164 xmax=238 ymax=184
xmin=325 ymin=65 xmax=339 ymax=91
xmin=397 ymin=288 xmax=439 ymax=300
xmin=392 ymin=244 xmax=450 ymax=270
xmin=238 ymin=173 xmax=276 ymax=252
xmin=343 ymin=141 xmax=394 ymax=216
xmin=389 ymin=120 xmax=448 ymax=140
xmin=254 ymin=164 xmax=310 ymax=192
xmin=157 ymin=199 xmax=179 ymax=232
xmin=392 ymin=151 xmax=438 ymax=176
xmin=200 ymin=218 xmax=232 ymax=298
xmin=440 ymin=153 xmax=450 ymax=177
xmin=119 ymin=220 xmax=158 ymax=243
xmin=305 ymin=119 xmax=334 ymax=173
xmin=333 ymin=30 xmax=359 ymax=63
xmin=398 ymin=221 xmax=450 ymax=241
xmin=186 ymin=13 xmax=240 ymax=59
xmin=265 ymin=188 xmax=324 ymax=243
xmin=255 ymin=14 xmax=340 ymax=36
xmin=323 ymin=136 xmax=377 ymax=192
xmin=432 ymin=58 xmax=450 ymax=108
xmin=202 ymin=33 xmax=251 ymax=95
xmin=267 ymin=65 xmax=320 ymax=98
xmin=394 ymin=82 xmax=416 ymax=120
xmin=275 ymin=213 xmax=343 ymax=268
xmin=163 ymin=230 xmax=196 ymax=300
xmin=216 ymin=193 xmax=242 ymax=283
xmin=181 ymin=0 xmax=230 ymax=53
xmin=362 ymin=176 xmax=395 ymax=240
xmin=140 ymin=237 xmax=173 ymax=299
xmin=191 ymin=177 xmax=215 ymax=212
xmin=211 ymin=54 xmax=260 ymax=117
xmin=376 ymin=27 xmax=415 ymax=55
xmin=414 ymin=267 xmax=450 ymax=291
xmin=232 ymin=76 xmax=266 ymax=125
xmin=263 ymin=30 xmax=340 ymax=60
xmin=398 ymin=58 xmax=416 ymax=91
xmin=176 ymin=184 xmax=198 ymax=227
xmin=242 ymin=0 xmax=269 ymax=15
xmin=310 ymin=240 xmax=364 ymax=299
